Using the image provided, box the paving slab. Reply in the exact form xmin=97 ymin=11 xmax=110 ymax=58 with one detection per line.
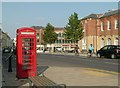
xmin=44 ymin=67 xmax=118 ymax=86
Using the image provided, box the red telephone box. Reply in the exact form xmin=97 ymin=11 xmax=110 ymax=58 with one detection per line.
xmin=16 ymin=27 xmax=37 ymax=79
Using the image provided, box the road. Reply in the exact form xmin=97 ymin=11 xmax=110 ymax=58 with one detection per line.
xmin=37 ymin=53 xmax=119 ymax=73
xmin=1 ymin=52 xmax=119 ymax=86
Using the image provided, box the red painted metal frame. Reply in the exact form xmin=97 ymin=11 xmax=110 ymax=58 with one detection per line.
xmin=16 ymin=27 xmax=36 ymax=79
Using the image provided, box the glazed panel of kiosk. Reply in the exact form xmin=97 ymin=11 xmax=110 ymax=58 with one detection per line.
xmin=16 ymin=27 xmax=37 ymax=79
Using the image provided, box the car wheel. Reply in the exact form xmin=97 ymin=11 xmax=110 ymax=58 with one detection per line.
xmin=97 ymin=53 xmax=101 ymax=58
xmin=111 ymin=54 xmax=116 ymax=59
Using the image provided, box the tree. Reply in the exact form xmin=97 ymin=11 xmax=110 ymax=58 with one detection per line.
xmin=64 ymin=12 xmax=84 ymax=43
xmin=42 ymin=23 xmax=57 ymax=52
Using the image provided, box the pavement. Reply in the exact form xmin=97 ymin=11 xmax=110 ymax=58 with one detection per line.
xmin=2 ymin=54 xmax=28 ymax=87
xmin=2 ymin=52 xmax=119 ymax=87
xmin=44 ymin=67 xmax=118 ymax=86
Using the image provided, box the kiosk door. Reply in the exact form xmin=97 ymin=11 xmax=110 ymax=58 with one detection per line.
xmin=22 ymin=37 xmax=36 ymax=76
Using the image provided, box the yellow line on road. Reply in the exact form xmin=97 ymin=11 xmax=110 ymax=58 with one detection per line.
xmin=84 ymin=68 xmax=120 ymax=75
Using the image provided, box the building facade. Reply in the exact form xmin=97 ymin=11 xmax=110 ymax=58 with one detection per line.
xmin=32 ymin=9 xmax=119 ymax=53
xmin=53 ymin=27 xmax=77 ymax=52
xmin=32 ymin=26 xmax=45 ymax=52
xmin=79 ymin=9 xmax=120 ymax=53
xmin=33 ymin=26 xmax=78 ymax=52
xmin=99 ymin=10 xmax=120 ymax=48
xmin=80 ymin=14 xmax=102 ymax=53
xmin=2 ymin=31 xmax=12 ymax=48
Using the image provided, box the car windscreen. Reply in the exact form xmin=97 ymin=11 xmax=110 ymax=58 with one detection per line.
xmin=117 ymin=46 xmax=120 ymax=49
xmin=3 ymin=48 xmax=11 ymax=53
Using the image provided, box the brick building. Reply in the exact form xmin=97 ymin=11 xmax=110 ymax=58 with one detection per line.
xmin=79 ymin=9 xmax=120 ymax=53
xmin=32 ymin=26 xmax=45 ymax=52
xmin=79 ymin=14 xmax=102 ymax=53
xmin=32 ymin=9 xmax=119 ymax=53
xmin=53 ymin=27 xmax=77 ymax=52
xmin=33 ymin=26 xmax=77 ymax=52
xmin=99 ymin=10 xmax=120 ymax=48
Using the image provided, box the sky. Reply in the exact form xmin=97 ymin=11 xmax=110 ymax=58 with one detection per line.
xmin=2 ymin=2 xmax=119 ymax=38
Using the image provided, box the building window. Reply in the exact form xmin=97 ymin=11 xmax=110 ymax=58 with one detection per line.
xmin=65 ymin=40 xmax=68 ymax=43
xmin=114 ymin=37 xmax=118 ymax=45
xmin=83 ymin=26 xmax=86 ymax=32
xmin=82 ymin=38 xmax=86 ymax=45
xmin=107 ymin=21 xmax=111 ymax=30
xmin=61 ymin=33 xmax=64 ymax=37
xmin=101 ymin=22 xmax=104 ymax=31
xmin=58 ymin=33 xmax=61 ymax=37
xmin=62 ymin=39 xmax=65 ymax=43
xmin=115 ymin=19 xmax=119 ymax=29
xmin=37 ymin=33 xmax=39 ymax=36
xmin=37 ymin=39 xmax=39 ymax=43
xmin=107 ymin=38 xmax=112 ymax=45
xmin=56 ymin=40 xmax=59 ymax=43
xmin=85 ymin=20 xmax=87 ymax=23
xmin=55 ymin=40 xmax=57 ymax=43
xmin=58 ymin=39 xmax=61 ymax=43
xmin=101 ymin=38 xmax=105 ymax=48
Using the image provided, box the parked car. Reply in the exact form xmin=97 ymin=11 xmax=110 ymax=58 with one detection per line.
xmin=97 ymin=45 xmax=120 ymax=59
xmin=13 ymin=47 xmax=17 ymax=55
xmin=55 ymin=47 xmax=63 ymax=52
xmin=2 ymin=47 xmax=12 ymax=53
xmin=64 ymin=49 xmax=75 ymax=53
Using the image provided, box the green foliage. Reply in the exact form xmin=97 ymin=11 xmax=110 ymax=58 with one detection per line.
xmin=42 ymin=23 xmax=57 ymax=44
xmin=64 ymin=12 xmax=84 ymax=42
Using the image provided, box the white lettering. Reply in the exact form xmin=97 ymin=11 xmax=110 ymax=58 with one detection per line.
xmin=21 ymin=32 xmax=34 ymax=35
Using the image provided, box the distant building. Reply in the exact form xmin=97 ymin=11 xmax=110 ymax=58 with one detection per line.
xmin=32 ymin=26 xmax=77 ymax=52
xmin=2 ymin=31 xmax=12 ymax=48
xmin=12 ymin=38 xmax=16 ymax=46
xmin=31 ymin=26 xmax=45 ymax=52
xmin=0 ymin=23 xmax=12 ymax=48
xmin=53 ymin=27 xmax=77 ymax=52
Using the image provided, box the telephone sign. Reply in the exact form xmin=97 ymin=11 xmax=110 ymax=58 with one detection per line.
xmin=16 ymin=27 xmax=37 ymax=79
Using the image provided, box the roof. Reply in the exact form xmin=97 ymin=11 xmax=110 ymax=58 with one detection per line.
xmin=54 ymin=27 xmax=65 ymax=30
xmin=17 ymin=27 xmax=36 ymax=33
xmin=31 ymin=26 xmax=44 ymax=29
xmin=80 ymin=14 xmax=100 ymax=20
xmin=100 ymin=9 xmax=120 ymax=18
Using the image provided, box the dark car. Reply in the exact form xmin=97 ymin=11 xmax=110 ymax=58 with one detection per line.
xmin=13 ymin=47 xmax=17 ymax=55
xmin=97 ymin=45 xmax=120 ymax=59
xmin=2 ymin=47 xmax=12 ymax=53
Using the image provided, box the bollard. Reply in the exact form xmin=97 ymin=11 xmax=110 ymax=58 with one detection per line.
xmin=8 ymin=55 xmax=12 ymax=72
